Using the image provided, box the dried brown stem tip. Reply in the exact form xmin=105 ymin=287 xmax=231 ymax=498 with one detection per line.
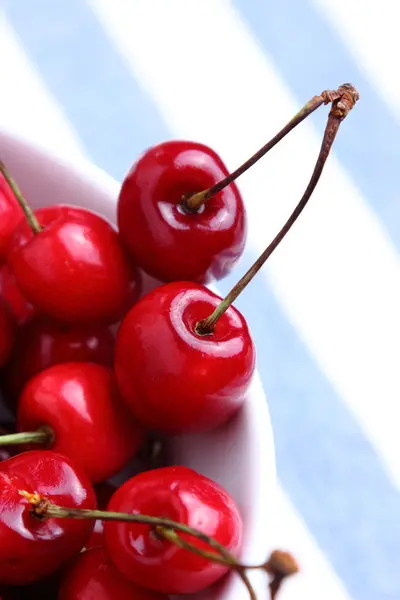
xmin=265 ymin=550 xmax=300 ymax=600
xmin=183 ymin=83 xmax=358 ymax=212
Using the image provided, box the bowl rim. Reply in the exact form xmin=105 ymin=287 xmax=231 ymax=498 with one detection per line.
xmin=0 ymin=125 xmax=276 ymax=600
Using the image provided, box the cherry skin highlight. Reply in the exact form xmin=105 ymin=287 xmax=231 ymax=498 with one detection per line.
xmin=0 ymin=299 xmax=15 ymax=368
xmin=2 ymin=316 xmax=115 ymax=403
xmin=0 ymin=173 xmax=23 ymax=264
xmin=117 ymin=140 xmax=246 ymax=284
xmin=0 ymin=264 xmax=35 ymax=326
xmin=58 ymin=546 xmax=168 ymax=600
xmin=17 ymin=363 xmax=144 ymax=482
xmin=7 ymin=205 xmax=141 ymax=325
xmin=104 ymin=466 xmax=243 ymax=594
xmin=114 ymin=281 xmax=255 ymax=434
xmin=0 ymin=450 xmax=96 ymax=586
xmin=86 ymin=482 xmax=117 ymax=550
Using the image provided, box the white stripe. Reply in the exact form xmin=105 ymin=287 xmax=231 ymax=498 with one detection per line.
xmin=89 ymin=0 xmax=400 ymax=489
xmin=313 ymin=0 xmax=400 ymax=119
xmin=0 ymin=12 xmax=86 ymax=161
xmin=270 ymin=485 xmax=352 ymax=600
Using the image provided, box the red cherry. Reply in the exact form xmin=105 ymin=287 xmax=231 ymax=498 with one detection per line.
xmin=2 ymin=316 xmax=115 ymax=404
xmin=117 ymin=141 xmax=246 ymax=284
xmin=0 ymin=450 xmax=96 ymax=586
xmin=114 ymin=281 xmax=255 ymax=434
xmin=0 ymin=264 xmax=35 ymax=326
xmin=0 ymin=299 xmax=15 ymax=368
xmin=0 ymin=173 xmax=23 ymax=264
xmin=59 ymin=546 xmax=168 ymax=600
xmin=8 ymin=205 xmax=141 ymax=325
xmin=104 ymin=466 xmax=242 ymax=594
xmin=16 ymin=363 xmax=144 ymax=482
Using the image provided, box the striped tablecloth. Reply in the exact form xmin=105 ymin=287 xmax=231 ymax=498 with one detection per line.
xmin=1 ymin=2 xmax=399 ymax=599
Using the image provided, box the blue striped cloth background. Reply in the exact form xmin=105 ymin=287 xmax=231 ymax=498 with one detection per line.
xmin=1 ymin=2 xmax=399 ymax=598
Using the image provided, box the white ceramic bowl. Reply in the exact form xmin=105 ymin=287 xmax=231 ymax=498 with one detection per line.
xmin=0 ymin=128 xmax=276 ymax=600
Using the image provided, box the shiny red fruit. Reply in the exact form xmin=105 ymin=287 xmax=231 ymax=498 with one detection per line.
xmin=8 ymin=205 xmax=141 ymax=325
xmin=0 ymin=450 xmax=96 ymax=585
xmin=17 ymin=363 xmax=144 ymax=482
xmin=117 ymin=141 xmax=246 ymax=284
xmin=0 ymin=299 xmax=15 ymax=368
xmin=59 ymin=546 xmax=168 ymax=600
xmin=104 ymin=466 xmax=243 ymax=594
xmin=0 ymin=264 xmax=34 ymax=326
xmin=3 ymin=317 xmax=115 ymax=402
xmin=0 ymin=173 xmax=23 ymax=264
xmin=114 ymin=281 xmax=255 ymax=434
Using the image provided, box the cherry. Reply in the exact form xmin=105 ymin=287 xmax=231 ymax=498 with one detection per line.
xmin=58 ymin=546 xmax=168 ymax=600
xmin=117 ymin=140 xmax=247 ymax=284
xmin=0 ymin=299 xmax=15 ymax=368
xmin=7 ymin=203 xmax=141 ymax=325
xmin=115 ymin=85 xmax=359 ymax=435
xmin=0 ymin=173 xmax=23 ymax=264
xmin=2 ymin=316 xmax=115 ymax=404
xmin=23 ymin=478 xmax=299 ymax=600
xmin=0 ymin=450 xmax=96 ymax=586
xmin=104 ymin=466 xmax=242 ymax=594
xmin=0 ymin=264 xmax=35 ymax=326
xmin=5 ymin=363 xmax=144 ymax=482
xmin=114 ymin=281 xmax=255 ymax=434
xmin=116 ymin=87 xmax=346 ymax=285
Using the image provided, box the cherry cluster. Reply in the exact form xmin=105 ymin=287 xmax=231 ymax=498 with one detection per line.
xmin=0 ymin=83 xmax=358 ymax=600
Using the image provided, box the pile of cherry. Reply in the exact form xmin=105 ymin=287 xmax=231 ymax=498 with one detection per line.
xmin=0 ymin=83 xmax=358 ymax=600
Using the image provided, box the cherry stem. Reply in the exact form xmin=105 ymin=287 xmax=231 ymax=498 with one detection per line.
xmin=0 ymin=161 xmax=42 ymax=234
xmin=21 ymin=492 xmax=298 ymax=600
xmin=196 ymin=83 xmax=359 ymax=335
xmin=183 ymin=86 xmax=344 ymax=212
xmin=0 ymin=426 xmax=53 ymax=446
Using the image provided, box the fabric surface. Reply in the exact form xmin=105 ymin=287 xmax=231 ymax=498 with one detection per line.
xmin=1 ymin=1 xmax=399 ymax=598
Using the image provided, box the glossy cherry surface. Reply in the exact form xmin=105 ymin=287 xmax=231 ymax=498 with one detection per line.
xmin=117 ymin=140 xmax=246 ymax=284
xmin=17 ymin=363 xmax=144 ymax=482
xmin=0 ymin=173 xmax=23 ymax=264
xmin=0 ymin=450 xmax=96 ymax=586
xmin=104 ymin=466 xmax=243 ymax=594
xmin=0 ymin=299 xmax=15 ymax=368
xmin=0 ymin=264 xmax=35 ymax=326
xmin=58 ymin=546 xmax=168 ymax=600
xmin=3 ymin=317 xmax=115 ymax=402
xmin=8 ymin=205 xmax=141 ymax=325
xmin=114 ymin=281 xmax=255 ymax=434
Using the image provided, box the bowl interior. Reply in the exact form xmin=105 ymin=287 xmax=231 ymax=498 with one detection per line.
xmin=0 ymin=128 xmax=275 ymax=600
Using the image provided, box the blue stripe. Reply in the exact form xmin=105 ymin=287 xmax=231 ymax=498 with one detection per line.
xmin=5 ymin=2 xmax=400 ymax=598
xmin=2 ymin=0 xmax=166 ymax=181
xmin=233 ymin=0 xmax=400 ymax=249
